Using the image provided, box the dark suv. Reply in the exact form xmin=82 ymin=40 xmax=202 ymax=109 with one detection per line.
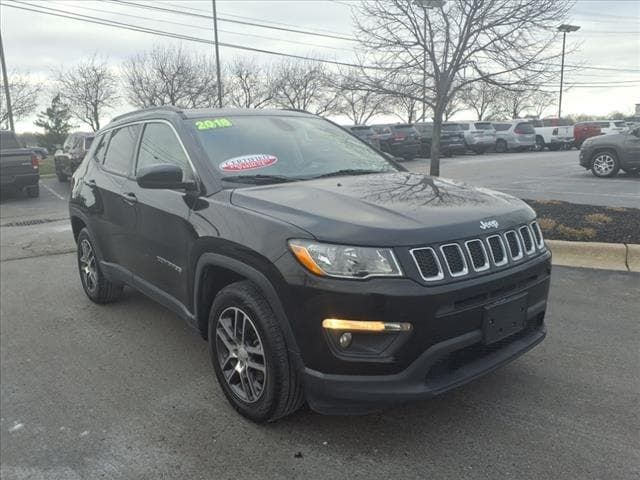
xmin=55 ymin=132 xmax=94 ymax=182
xmin=69 ymin=107 xmax=551 ymax=422
xmin=374 ymin=124 xmax=421 ymax=160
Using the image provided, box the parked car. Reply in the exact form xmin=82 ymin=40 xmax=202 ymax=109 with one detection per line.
xmin=579 ymin=126 xmax=640 ymax=177
xmin=348 ymin=125 xmax=380 ymax=149
xmin=531 ymin=119 xmax=574 ymax=151
xmin=0 ymin=130 xmax=40 ymax=197
xmin=492 ymin=121 xmax=537 ymax=153
xmin=373 ymin=123 xmax=420 ymax=160
xmin=69 ymin=106 xmax=551 ymax=422
xmin=458 ymin=121 xmax=497 ymax=154
xmin=596 ymin=120 xmax=629 ymax=136
xmin=574 ymin=122 xmax=602 ymax=148
xmin=55 ymin=132 xmax=94 ymax=182
xmin=414 ymin=122 xmax=466 ymax=157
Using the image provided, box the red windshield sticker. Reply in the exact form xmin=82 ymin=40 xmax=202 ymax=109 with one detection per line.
xmin=219 ymin=154 xmax=278 ymax=172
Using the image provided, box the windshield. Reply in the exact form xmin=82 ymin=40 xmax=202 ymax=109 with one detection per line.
xmin=192 ymin=115 xmax=398 ymax=184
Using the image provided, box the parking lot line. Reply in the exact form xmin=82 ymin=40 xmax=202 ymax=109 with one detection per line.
xmin=41 ymin=182 xmax=65 ymax=201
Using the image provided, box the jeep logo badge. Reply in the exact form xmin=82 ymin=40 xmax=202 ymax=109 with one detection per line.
xmin=480 ymin=220 xmax=499 ymax=230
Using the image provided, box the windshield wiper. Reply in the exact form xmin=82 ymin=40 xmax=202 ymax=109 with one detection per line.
xmin=307 ymin=169 xmax=387 ymax=179
xmin=221 ymin=174 xmax=299 ymax=185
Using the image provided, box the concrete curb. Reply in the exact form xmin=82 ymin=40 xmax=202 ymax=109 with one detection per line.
xmin=546 ymin=240 xmax=639 ymax=273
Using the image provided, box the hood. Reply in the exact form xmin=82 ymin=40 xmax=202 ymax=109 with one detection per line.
xmin=231 ymin=172 xmax=535 ymax=246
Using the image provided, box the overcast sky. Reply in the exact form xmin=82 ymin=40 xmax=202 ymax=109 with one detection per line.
xmin=1 ymin=0 xmax=639 ymax=132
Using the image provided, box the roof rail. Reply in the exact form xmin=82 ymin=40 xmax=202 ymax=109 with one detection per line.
xmin=280 ymin=108 xmax=313 ymax=115
xmin=110 ymin=105 xmax=184 ymax=123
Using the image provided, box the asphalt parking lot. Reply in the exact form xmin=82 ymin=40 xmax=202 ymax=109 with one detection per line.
xmin=406 ymin=150 xmax=640 ymax=209
xmin=1 ymin=155 xmax=639 ymax=479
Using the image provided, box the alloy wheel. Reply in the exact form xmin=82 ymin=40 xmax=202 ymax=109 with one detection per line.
xmin=215 ymin=307 xmax=267 ymax=403
xmin=592 ymin=154 xmax=616 ymax=176
xmin=79 ymin=239 xmax=98 ymax=293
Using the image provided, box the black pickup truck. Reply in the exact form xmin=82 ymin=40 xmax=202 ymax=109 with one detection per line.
xmin=0 ymin=130 xmax=40 ymax=197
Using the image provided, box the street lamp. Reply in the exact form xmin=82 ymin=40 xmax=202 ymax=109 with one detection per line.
xmin=557 ymin=24 xmax=580 ymax=119
xmin=414 ymin=0 xmax=445 ymax=122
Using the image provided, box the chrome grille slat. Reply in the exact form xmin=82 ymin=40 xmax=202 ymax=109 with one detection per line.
xmin=530 ymin=221 xmax=544 ymax=249
xmin=440 ymin=243 xmax=468 ymax=277
xmin=410 ymin=247 xmax=444 ymax=281
xmin=519 ymin=226 xmax=535 ymax=254
xmin=504 ymin=230 xmax=523 ymax=260
xmin=465 ymin=239 xmax=489 ymax=272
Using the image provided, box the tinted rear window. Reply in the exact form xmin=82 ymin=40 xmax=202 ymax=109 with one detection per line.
xmin=103 ymin=125 xmax=141 ymax=176
xmin=516 ymin=123 xmax=535 ymax=134
xmin=0 ymin=131 xmax=21 ymax=149
xmin=393 ymin=125 xmax=417 ymax=133
xmin=475 ymin=122 xmax=494 ymax=130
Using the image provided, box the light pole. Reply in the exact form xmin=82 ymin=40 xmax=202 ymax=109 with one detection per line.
xmin=0 ymin=32 xmax=14 ymax=132
xmin=212 ymin=0 xmax=223 ymax=108
xmin=414 ymin=0 xmax=445 ymax=123
xmin=557 ymin=24 xmax=580 ymax=120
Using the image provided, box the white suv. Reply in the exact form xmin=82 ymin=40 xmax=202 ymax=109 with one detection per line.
xmin=458 ymin=121 xmax=497 ymax=154
xmin=492 ymin=120 xmax=537 ymax=153
xmin=596 ymin=120 xmax=628 ymax=135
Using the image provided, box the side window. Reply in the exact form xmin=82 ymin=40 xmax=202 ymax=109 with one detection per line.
xmin=459 ymin=123 xmax=469 ymax=131
xmin=136 ymin=123 xmax=193 ymax=179
xmin=92 ymin=132 xmax=110 ymax=163
xmin=103 ymin=125 xmax=141 ymax=176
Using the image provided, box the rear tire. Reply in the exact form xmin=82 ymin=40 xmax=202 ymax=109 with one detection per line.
xmin=77 ymin=228 xmax=123 ymax=303
xmin=591 ymin=150 xmax=620 ymax=178
xmin=495 ymin=139 xmax=507 ymax=153
xmin=56 ymin=168 xmax=68 ymax=182
xmin=534 ymin=136 xmax=545 ymax=151
xmin=208 ymin=281 xmax=304 ymax=422
xmin=26 ymin=184 xmax=39 ymax=198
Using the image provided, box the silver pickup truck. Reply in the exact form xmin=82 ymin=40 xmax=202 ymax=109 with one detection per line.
xmin=0 ymin=130 xmax=40 ymax=197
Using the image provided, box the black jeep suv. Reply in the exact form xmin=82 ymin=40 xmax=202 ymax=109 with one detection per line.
xmin=69 ymin=107 xmax=551 ymax=422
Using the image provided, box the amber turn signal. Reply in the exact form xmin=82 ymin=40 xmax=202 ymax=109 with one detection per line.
xmin=322 ymin=319 xmax=412 ymax=332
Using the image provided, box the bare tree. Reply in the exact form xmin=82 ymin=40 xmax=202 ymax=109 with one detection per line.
xmin=334 ymin=70 xmax=389 ymax=124
xmin=353 ymin=0 xmax=572 ymax=175
xmin=123 ymin=45 xmax=219 ymax=110
xmin=270 ymin=59 xmax=339 ymax=115
xmin=57 ymin=55 xmax=119 ymax=131
xmin=390 ymin=92 xmax=422 ymax=123
xmin=0 ymin=71 xmax=40 ymax=128
xmin=459 ymin=82 xmax=501 ymax=120
xmin=226 ymin=58 xmax=273 ymax=109
xmin=528 ymin=88 xmax=557 ymax=119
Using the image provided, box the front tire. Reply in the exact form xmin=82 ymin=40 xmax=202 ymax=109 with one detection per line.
xmin=534 ymin=136 xmax=545 ymax=151
xmin=591 ymin=151 xmax=620 ymax=178
xmin=77 ymin=228 xmax=123 ymax=303
xmin=208 ymin=281 xmax=304 ymax=422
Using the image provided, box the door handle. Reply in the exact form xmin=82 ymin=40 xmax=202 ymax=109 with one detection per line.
xmin=83 ymin=179 xmax=96 ymax=188
xmin=122 ymin=192 xmax=138 ymax=205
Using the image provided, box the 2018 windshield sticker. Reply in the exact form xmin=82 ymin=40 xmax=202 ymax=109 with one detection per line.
xmin=195 ymin=118 xmax=232 ymax=130
xmin=219 ymin=154 xmax=278 ymax=172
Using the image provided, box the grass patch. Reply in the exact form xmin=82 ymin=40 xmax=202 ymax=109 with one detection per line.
xmin=584 ymin=213 xmax=613 ymax=225
xmin=38 ymin=157 xmax=55 ymax=176
xmin=555 ymin=225 xmax=597 ymax=241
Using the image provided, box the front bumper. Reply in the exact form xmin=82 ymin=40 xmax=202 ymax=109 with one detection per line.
xmin=579 ymin=148 xmax=592 ymax=168
xmin=276 ymin=250 xmax=551 ymax=413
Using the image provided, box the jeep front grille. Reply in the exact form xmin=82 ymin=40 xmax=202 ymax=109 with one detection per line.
xmin=409 ymin=222 xmax=546 ymax=283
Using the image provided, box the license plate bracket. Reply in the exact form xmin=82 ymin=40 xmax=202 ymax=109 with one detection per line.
xmin=482 ymin=293 xmax=528 ymax=344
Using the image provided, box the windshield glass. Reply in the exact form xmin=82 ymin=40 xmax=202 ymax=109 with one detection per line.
xmin=192 ymin=115 xmax=398 ymax=183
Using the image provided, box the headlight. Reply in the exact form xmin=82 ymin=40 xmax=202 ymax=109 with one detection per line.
xmin=288 ymin=239 xmax=402 ymax=279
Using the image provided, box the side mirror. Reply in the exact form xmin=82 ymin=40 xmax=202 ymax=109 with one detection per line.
xmin=136 ymin=163 xmax=195 ymax=190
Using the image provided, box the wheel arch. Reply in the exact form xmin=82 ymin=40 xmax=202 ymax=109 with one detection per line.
xmin=589 ymin=146 xmax=619 ymax=166
xmin=194 ymin=252 xmax=301 ymax=361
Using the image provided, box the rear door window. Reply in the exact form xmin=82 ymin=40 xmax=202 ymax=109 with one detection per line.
xmin=474 ymin=122 xmax=494 ymax=130
xmin=516 ymin=123 xmax=535 ymax=134
xmin=458 ymin=123 xmax=470 ymax=131
xmin=102 ymin=125 xmax=141 ymax=176
xmin=493 ymin=123 xmax=511 ymax=131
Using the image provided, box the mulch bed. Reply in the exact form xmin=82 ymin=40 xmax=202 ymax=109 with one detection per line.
xmin=523 ymin=199 xmax=640 ymax=244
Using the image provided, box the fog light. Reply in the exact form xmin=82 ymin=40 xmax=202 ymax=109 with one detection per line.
xmin=339 ymin=332 xmax=352 ymax=348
